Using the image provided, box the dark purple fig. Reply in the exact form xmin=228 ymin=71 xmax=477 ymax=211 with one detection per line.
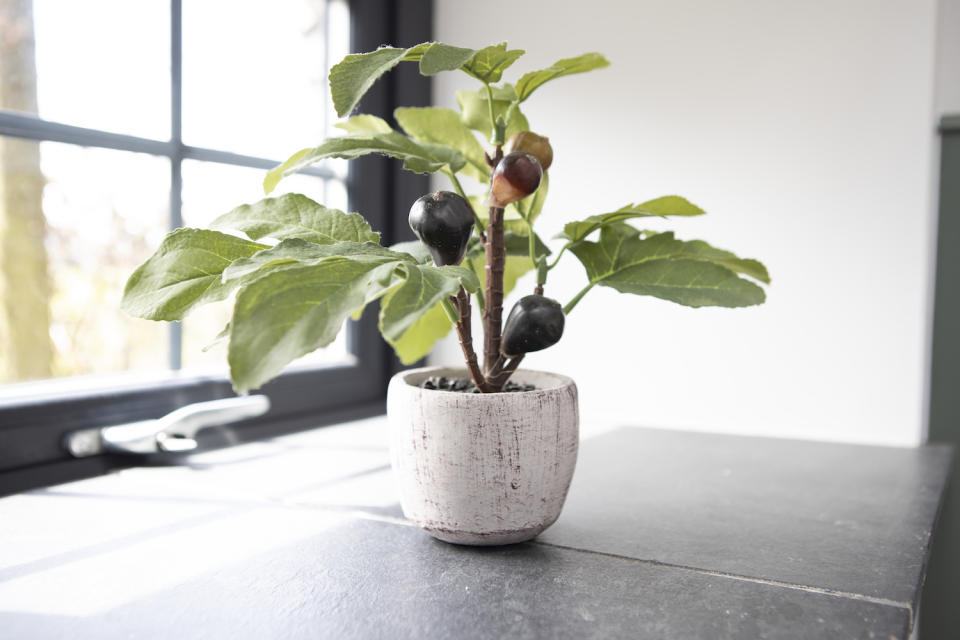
xmin=504 ymin=131 xmax=553 ymax=171
xmin=408 ymin=191 xmax=475 ymax=266
xmin=501 ymin=294 xmax=564 ymax=357
xmin=489 ymin=151 xmax=542 ymax=208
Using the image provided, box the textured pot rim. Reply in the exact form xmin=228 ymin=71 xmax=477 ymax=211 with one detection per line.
xmin=393 ymin=365 xmax=575 ymax=395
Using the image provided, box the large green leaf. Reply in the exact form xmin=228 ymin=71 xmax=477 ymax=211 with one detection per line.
xmin=557 ymin=196 xmax=707 ymax=243
xmin=379 ymin=264 xmax=478 ymax=342
xmin=461 ymin=43 xmax=525 ymax=83
xmin=121 ymin=229 xmax=267 ymax=322
xmin=388 ymin=240 xmax=433 ymax=265
xmin=456 ymin=84 xmax=530 ymax=140
xmin=515 ymin=52 xmax=610 ymax=102
xmin=329 ymin=47 xmax=408 ymax=117
xmin=516 ymin=170 xmax=549 ymax=224
xmin=385 ymin=302 xmax=453 ymax=365
xmin=418 ymin=42 xmax=476 ymax=75
xmin=228 ymin=257 xmax=405 ymax=392
xmin=466 ymin=231 xmax=551 ymax=263
xmin=395 ymin=107 xmax=489 ymax=183
xmin=211 ymin=194 xmax=379 ymax=244
xmin=222 ymin=239 xmax=412 ymax=283
xmin=570 ymin=226 xmax=766 ymax=308
xmin=264 ymin=131 xmax=465 ymax=193
xmin=334 ymin=114 xmax=393 ymax=134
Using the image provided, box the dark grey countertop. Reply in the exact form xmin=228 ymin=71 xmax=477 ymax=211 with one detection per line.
xmin=0 ymin=419 xmax=951 ymax=639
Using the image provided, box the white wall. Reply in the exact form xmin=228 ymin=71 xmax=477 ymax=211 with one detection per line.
xmin=429 ymin=0 xmax=943 ymax=446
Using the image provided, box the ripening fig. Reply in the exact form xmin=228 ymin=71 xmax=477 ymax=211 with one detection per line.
xmin=408 ymin=191 xmax=475 ymax=266
xmin=501 ymin=294 xmax=565 ymax=357
xmin=489 ymin=151 xmax=542 ymax=208
xmin=505 ymin=131 xmax=553 ymax=171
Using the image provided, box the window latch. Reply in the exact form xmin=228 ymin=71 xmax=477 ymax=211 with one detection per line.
xmin=63 ymin=395 xmax=271 ymax=458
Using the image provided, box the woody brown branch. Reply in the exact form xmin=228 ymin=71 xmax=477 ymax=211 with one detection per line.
xmin=452 ymin=287 xmax=489 ymax=392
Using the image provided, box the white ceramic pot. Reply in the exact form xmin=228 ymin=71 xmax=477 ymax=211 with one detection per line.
xmin=386 ymin=366 xmax=579 ymax=545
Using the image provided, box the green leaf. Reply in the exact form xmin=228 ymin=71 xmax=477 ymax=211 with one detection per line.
xmin=211 ymin=193 xmax=380 ymax=244
xmin=461 ymin=43 xmax=525 ymax=83
xmin=264 ymin=131 xmax=465 ymax=193
xmin=121 ymin=229 xmax=267 ymax=322
xmin=379 ymin=264 xmax=478 ymax=342
xmin=516 ymin=170 xmax=549 ymax=224
xmin=456 ymin=85 xmax=530 ymax=140
xmin=329 ymin=46 xmax=407 ymax=118
xmin=334 ymin=114 xmax=393 ymax=134
xmin=222 ymin=239 xmax=412 ymax=283
xmin=395 ymin=107 xmax=489 ymax=183
xmin=515 ymin=52 xmax=610 ymax=102
xmin=557 ymin=196 xmax=707 ymax=243
xmin=228 ymin=257 xmax=405 ymax=392
xmin=466 ymin=231 xmax=551 ymax=262
xmin=385 ymin=301 xmax=453 ymax=365
xmin=418 ymin=42 xmax=476 ymax=75
xmin=570 ymin=226 xmax=766 ymax=308
xmin=389 ymin=240 xmax=433 ymax=265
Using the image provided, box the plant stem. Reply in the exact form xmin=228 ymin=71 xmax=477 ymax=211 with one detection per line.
xmin=483 ymin=203 xmax=506 ymax=377
xmin=444 ymin=168 xmax=485 ymax=237
xmin=547 ymin=244 xmax=569 ymax=271
xmin=452 ymin=287 xmax=489 ymax=392
xmin=486 ymin=355 xmax=524 ymax=389
xmin=563 ymin=282 xmax=596 ymax=315
xmin=484 ymin=83 xmax=505 ymax=146
xmin=481 ymin=145 xmax=506 ymax=385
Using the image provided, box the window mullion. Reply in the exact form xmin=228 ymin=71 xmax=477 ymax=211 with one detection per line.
xmin=169 ymin=0 xmax=183 ymax=371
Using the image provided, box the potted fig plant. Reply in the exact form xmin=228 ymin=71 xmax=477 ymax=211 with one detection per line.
xmin=122 ymin=42 xmax=770 ymax=545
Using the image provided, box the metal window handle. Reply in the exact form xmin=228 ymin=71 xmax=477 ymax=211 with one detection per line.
xmin=64 ymin=395 xmax=271 ymax=458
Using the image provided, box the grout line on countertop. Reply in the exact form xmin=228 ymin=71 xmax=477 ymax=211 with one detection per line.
xmin=530 ymin=540 xmax=914 ymax=623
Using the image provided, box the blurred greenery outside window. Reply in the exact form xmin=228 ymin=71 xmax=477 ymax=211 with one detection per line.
xmin=0 ymin=0 xmax=351 ymax=397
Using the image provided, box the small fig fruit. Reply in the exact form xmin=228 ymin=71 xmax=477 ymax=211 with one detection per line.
xmin=408 ymin=191 xmax=475 ymax=266
xmin=505 ymin=131 xmax=553 ymax=171
xmin=501 ymin=294 xmax=565 ymax=357
xmin=489 ymin=151 xmax=542 ymax=208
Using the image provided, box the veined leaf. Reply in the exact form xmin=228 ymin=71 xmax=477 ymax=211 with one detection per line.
xmin=570 ymin=226 xmax=767 ymax=308
xmin=228 ymin=258 xmax=405 ymax=392
xmin=515 ymin=52 xmax=610 ymax=102
xmin=516 ymin=170 xmax=549 ymax=224
xmin=457 ymin=85 xmax=530 ymax=140
xmin=461 ymin=43 xmax=525 ymax=83
xmin=211 ymin=194 xmax=379 ymax=244
xmin=329 ymin=47 xmax=408 ymax=117
xmin=121 ymin=229 xmax=267 ymax=322
xmin=379 ymin=264 xmax=478 ymax=342
xmin=385 ymin=302 xmax=453 ymax=365
xmin=418 ymin=42 xmax=476 ymax=75
xmin=466 ymin=231 xmax=551 ymax=263
xmin=557 ymin=196 xmax=706 ymax=243
xmin=395 ymin=107 xmax=489 ymax=183
xmin=388 ymin=240 xmax=433 ymax=265
xmin=222 ymin=239 xmax=412 ymax=283
xmin=264 ymin=131 xmax=465 ymax=193
xmin=334 ymin=114 xmax=393 ymax=134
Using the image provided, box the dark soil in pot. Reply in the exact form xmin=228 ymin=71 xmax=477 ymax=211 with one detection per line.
xmin=420 ymin=376 xmax=536 ymax=393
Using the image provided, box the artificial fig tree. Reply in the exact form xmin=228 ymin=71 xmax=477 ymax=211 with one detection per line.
xmin=122 ymin=41 xmax=770 ymax=395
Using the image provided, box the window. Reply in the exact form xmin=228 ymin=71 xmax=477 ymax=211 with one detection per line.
xmin=0 ymin=0 xmax=432 ymax=495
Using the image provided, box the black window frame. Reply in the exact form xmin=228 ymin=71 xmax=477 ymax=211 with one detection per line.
xmin=0 ymin=0 xmax=431 ymax=496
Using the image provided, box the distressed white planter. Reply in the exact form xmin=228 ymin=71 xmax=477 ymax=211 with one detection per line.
xmin=387 ymin=366 xmax=579 ymax=546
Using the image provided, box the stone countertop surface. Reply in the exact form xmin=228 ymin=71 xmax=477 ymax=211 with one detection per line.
xmin=0 ymin=418 xmax=951 ymax=639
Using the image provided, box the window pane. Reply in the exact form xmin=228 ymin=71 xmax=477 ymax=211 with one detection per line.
xmin=179 ymin=160 xmax=350 ymax=372
xmin=0 ymin=0 xmax=170 ymax=139
xmin=0 ymin=139 xmax=170 ymax=386
xmin=182 ymin=0 xmax=342 ymax=159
